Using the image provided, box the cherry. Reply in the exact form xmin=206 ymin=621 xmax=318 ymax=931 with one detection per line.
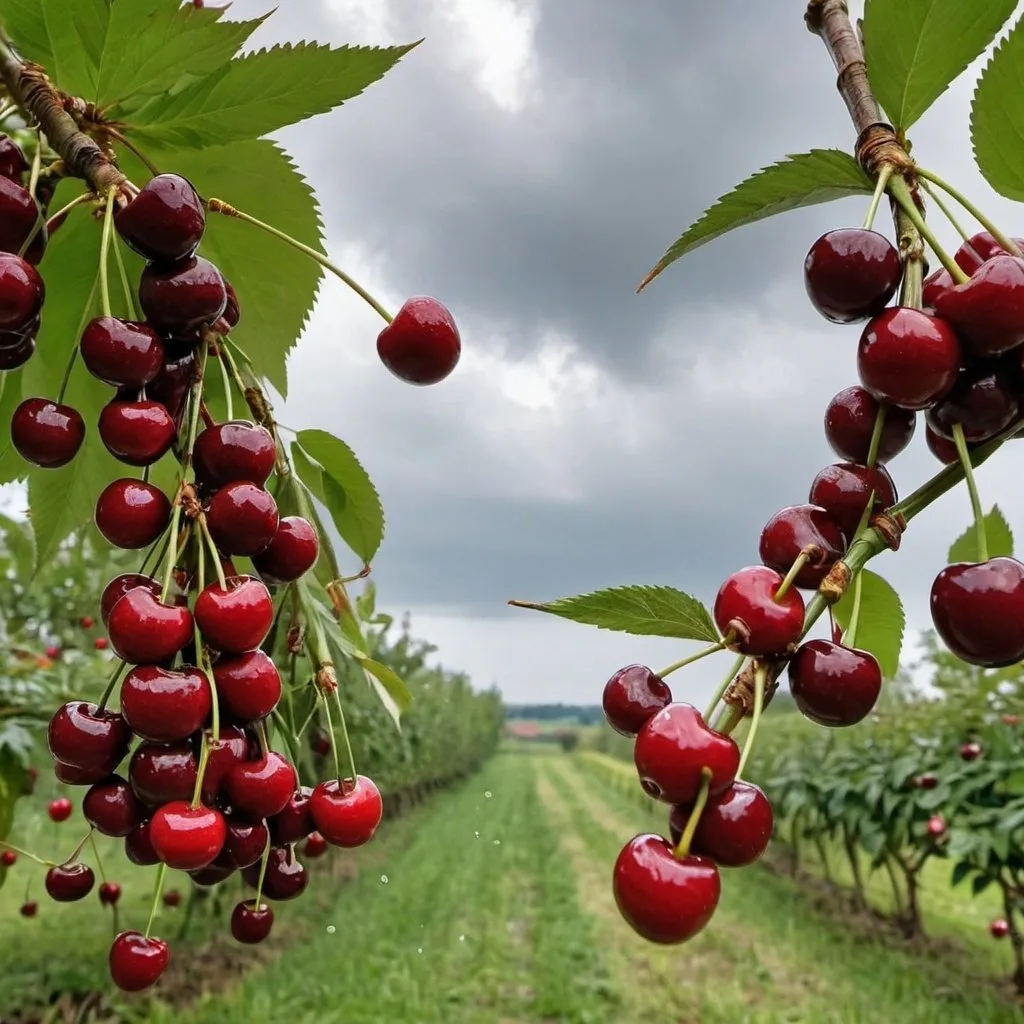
xmin=45 ymin=863 xmax=95 ymax=902
xmin=107 ymin=586 xmax=193 ymax=664
xmin=309 ymin=775 xmax=383 ymax=847
xmin=633 ymin=703 xmax=739 ymax=804
xmin=150 ymin=800 xmax=226 ymax=870
xmin=231 ymin=900 xmax=274 ymax=944
xmin=954 ymin=231 xmax=1024 ymax=274
xmin=80 ymin=615 xmax=94 ymax=629
xmin=190 ymin=859 xmax=236 ymax=886
xmin=0 ymin=177 xmax=44 ymax=256
xmin=252 ymin=516 xmax=319 ymax=584
xmin=226 ymin=753 xmax=297 ymax=819
xmin=991 ymin=918 xmax=1011 ymax=940
xmin=83 ymin=774 xmax=145 ymax=837
xmin=95 ymin=637 xmax=109 ymax=651
xmin=309 ymin=729 xmax=331 ymax=758
xmin=115 ymin=173 xmax=205 ymax=262
xmin=927 ymin=814 xmax=946 ymax=838
xmin=11 ymin=398 xmax=86 ymax=468
xmin=925 ymin=424 xmax=959 ymax=464
xmin=45 ymin=645 xmax=61 ymax=660
xmin=148 ymin=350 xmax=195 ymax=427
xmin=959 ymin=741 xmax=983 ymax=761
xmin=931 ymin=558 xmax=1024 ymax=666
xmin=120 ymin=665 xmax=211 ymax=742
xmin=195 ymin=575 xmax=273 ymax=654
xmin=109 ymin=931 xmax=169 ymax=992
xmin=55 ymin=760 xmax=111 ymax=786
xmin=303 ymin=831 xmax=327 ymax=858
xmin=242 ymin=845 xmax=308 ymax=901
xmin=193 ymin=421 xmax=276 ymax=489
xmin=139 ymin=255 xmax=227 ymax=335
xmin=1 ymin=850 xmax=16 ymax=866
xmin=713 ymin=565 xmax=804 ymax=656
xmin=668 ymin=781 xmax=773 ymax=867
xmin=100 ymin=574 xmax=163 ymax=627
xmin=0 ymin=134 xmax=27 ymax=181
xmin=129 ymin=741 xmax=199 ymax=806
xmin=270 ymin=787 xmax=314 ymax=845
xmin=925 ymin=364 xmax=1019 ymax=444
xmin=98 ymin=398 xmax=177 ymax=466
xmin=787 ymin=640 xmax=882 ymax=726
xmin=95 ymin=478 xmax=171 ymax=549
xmin=922 ymin=267 xmax=954 ymax=307
xmin=612 ymin=834 xmax=720 ymax=944
xmin=19 ymin=900 xmax=37 ymax=918
xmin=99 ymin=882 xmax=122 ymax=906
xmin=934 ymin=255 xmax=1024 ymax=357
xmin=0 ymin=332 xmax=33 ymax=369
xmin=80 ymin=317 xmax=165 ymax=388
xmin=162 ymin=890 xmax=182 ymax=908
xmin=213 ymin=650 xmax=281 ymax=723
xmin=224 ymin=818 xmax=269 ymax=869
xmin=222 ymin=280 xmax=240 ymax=330
xmin=376 ymin=296 xmax=461 ymax=385
xmin=808 ymin=462 xmax=897 ymax=539
xmin=758 ymin=504 xmax=846 ymax=590
xmin=125 ymin=819 xmax=160 ymax=865
xmin=601 ymin=665 xmax=672 ymax=736
xmin=206 ymin=481 xmax=279 ymax=556
xmin=200 ymin=724 xmax=252 ymax=804
xmin=48 ymin=701 xmax=131 ymax=772
xmin=0 ymin=252 xmax=43 ymax=331
xmin=823 ymin=385 xmax=915 ymax=465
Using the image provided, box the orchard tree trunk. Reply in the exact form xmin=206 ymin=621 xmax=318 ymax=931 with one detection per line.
xmin=901 ymin=866 xmax=923 ymax=938
xmin=842 ymin=827 xmax=868 ymax=911
xmin=1000 ymin=881 xmax=1024 ymax=994
xmin=882 ymin=855 xmax=905 ymax=920
xmin=814 ymin=835 xmax=833 ymax=885
xmin=789 ymin=819 xmax=802 ymax=877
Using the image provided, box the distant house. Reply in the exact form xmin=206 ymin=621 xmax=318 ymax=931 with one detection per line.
xmin=506 ymin=721 xmax=542 ymax=740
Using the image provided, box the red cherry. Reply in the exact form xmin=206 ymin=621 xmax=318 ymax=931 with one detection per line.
xmin=668 ymin=781 xmax=773 ymax=867
xmin=120 ymin=665 xmax=212 ymax=742
xmin=241 ymin=845 xmax=308 ymax=901
xmin=934 ymin=255 xmax=1024 ymax=357
xmin=0 ymin=331 xmax=34 ymax=369
xmin=125 ymin=819 xmax=160 ymax=865
xmin=959 ymin=741 xmax=983 ymax=761
xmin=95 ymin=479 xmax=171 ymax=549
xmin=45 ymin=862 xmax=95 ymax=902
xmin=45 ymin=644 xmax=61 ymax=660
xmin=925 ymin=424 xmax=959 ymax=464
xmin=309 ymin=775 xmax=383 ymax=847
xmin=48 ymin=797 xmax=73 ymax=822
xmin=224 ymin=817 xmax=269 ymax=869
xmin=108 ymin=931 xmax=169 ymax=992
xmin=148 ymin=350 xmax=195 ymax=427
xmin=0 ymin=134 xmax=28 ymax=182
xmin=1 ymin=849 xmax=16 ymax=866
xmin=231 ymin=900 xmax=274 ymax=944
xmin=808 ymin=462 xmax=897 ymax=539
xmin=758 ymin=504 xmax=846 ymax=590
xmin=713 ymin=565 xmax=804 ymax=656
xmin=83 ymin=774 xmax=145 ymax=837
xmin=913 ymin=772 xmax=939 ymax=790
xmin=376 ymin=296 xmax=461 ymax=385
xmin=19 ymin=900 xmax=37 ymax=917
xmin=954 ymin=231 xmax=1024 ymax=274
xmin=925 ymin=364 xmax=1020 ymax=444
xmin=107 ymin=586 xmax=193 ymax=664
xmin=601 ymin=665 xmax=672 ymax=736
xmin=162 ymin=889 xmax=182 ymax=908
xmin=212 ymin=650 xmax=281 ymax=725
xmin=222 ymin=280 xmax=240 ymax=330
xmin=47 ymin=700 xmax=131 ymax=772
xmin=803 ymin=228 xmax=901 ymax=324
xmin=613 ymin=835 xmax=720 ymax=943
xmin=252 ymin=516 xmax=319 ymax=584
xmin=99 ymin=881 xmax=122 ymax=906
xmin=633 ymin=703 xmax=739 ymax=805
xmin=80 ymin=615 xmax=94 ymax=629
xmin=94 ymin=637 xmax=109 ymax=651
xmin=194 ymin=575 xmax=273 ymax=654
xmin=787 ymin=640 xmax=882 ymax=726
xmin=269 ymin=787 xmax=314 ymax=845
xmin=139 ymin=255 xmax=227 ymax=335
xmin=0 ymin=251 xmax=43 ymax=330
xmin=98 ymin=398 xmax=177 ymax=466
xmin=80 ymin=317 xmax=165 ymax=388
xmin=206 ymin=481 xmax=279 ymax=556
xmin=927 ymin=814 xmax=946 ymax=838
xmin=200 ymin=724 xmax=252 ymax=805
xmin=922 ymin=267 xmax=954 ymax=307
xmin=226 ymin=753 xmax=297 ymax=819
xmin=129 ymin=741 xmax=199 ymax=806
xmin=991 ymin=918 xmax=1011 ymax=940
xmin=115 ymin=173 xmax=205 ymax=262
xmin=823 ymin=385 xmax=916 ymax=465
xmin=309 ymin=728 xmax=332 ymax=757
xmin=193 ymin=421 xmax=276 ymax=489
xmin=11 ymin=398 xmax=86 ymax=468
xmin=189 ymin=858 xmax=236 ymax=887
xmin=100 ymin=574 xmax=163 ymax=627
xmin=54 ymin=760 xmax=111 ymax=786
xmin=150 ymin=800 xmax=226 ymax=870
xmin=303 ymin=831 xmax=328 ymax=858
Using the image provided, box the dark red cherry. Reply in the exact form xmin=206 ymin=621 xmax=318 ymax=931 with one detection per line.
xmin=45 ymin=863 xmax=95 ymax=902
xmin=960 ymin=740 xmax=983 ymax=761
xmin=100 ymin=574 xmax=163 ymax=627
xmin=241 ymin=845 xmax=308 ymax=901
xmin=231 ymin=900 xmax=274 ymax=944
xmin=226 ymin=753 xmax=296 ymax=819
xmin=194 ymin=576 xmax=273 ymax=654
xmin=20 ymin=900 xmax=38 ymax=917
xmin=824 ymin=385 xmax=916 ymax=464
xmin=200 ymin=724 xmax=252 ymax=805
xmin=224 ymin=817 xmax=269 ymax=869
xmin=150 ymin=800 xmax=226 ymax=870
xmin=669 ymin=781 xmax=774 ymax=867
xmin=713 ymin=565 xmax=804 ymax=656
xmin=115 ymin=173 xmax=205 ymax=262
xmin=120 ymin=665 xmax=211 ymax=742
xmin=139 ymin=255 xmax=227 ymax=335
xmin=758 ymin=504 xmax=846 ymax=590
xmin=803 ymin=228 xmax=901 ymax=324
xmin=0 ymin=332 xmax=33 ymax=368
xmin=922 ymin=267 xmax=954 ymax=307
xmin=925 ymin=423 xmax=959 ymax=463
xmin=0 ymin=181 xmax=43 ymax=262
xmin=252 ymin=516 xmax=319 ymax=584
xmin=124 ymin=819 xmax=160 ymax=865
xmin=2 ymin=850 xmax=16 ymax=867
xmin=309 ymin=776 xmax=382 ymax=847
xmin=601 ymin=665 xmax=672 ymax=737
xmin=206 ymin=481 xmax=279 ymax=556
xmin=934 ymin=255 xmax=1024 ymax=357
xmin=83 ymin=774 xmax=145 ymax=837
xmin=0 ymin=134 xmax=28 ymax=182
xmin=11 ymin=398 xmax=85 ymax=468
xmin=991 ymin=918 xmax=1011 ymax=939
xmin=0 ymin=251 xmax=43 ymax=330
xmin=99 ymin=881 xmax=122 ymax=906
xmin=925 ymin=364 xmax=1020 ymax=444
xmin=80 ymin=317 xmax=165 ymax=388
xmin=54 ymin=761 xmax=111 ymax=786
xmin=98 ymin=398 xmax=176 ymax=466
xmin=633 ymin=703 xmax=739 ymax=805
xmin=213 ymin=650 xmax=281 ymax=722
xmin=787 ymin=640 xmax=882 ymax=726
xmin=222 ymin=280 xmax=240 ymax=330
xmin=48 ymin=796 xmax=73 ymax=821
xmin=47 ymin=701 xmax=131 ymax=772
xmin=808 ymin=462 xmax=897 ymax=538
xmin=162 ymin=890 xmax=182 ymax=908
xmin=189 ymin=859 xmax=236 ymax=886
xmin=953 ymin=231 xmax=1024 ymax=274
xmin=269 ymin=787 xmax=314 ymax=845
xmin=303 ymin=831 xmax=327 ymax=858
xmin=148 ymin=350 xmax=194 ymax=427
xmin=108 ymin=931 xmax=169 ymax=992
xmin=613 ymin=835 xmax=720 ymax=944
xmin=931 ymin=558 xmax=1024 ymax=666
xmin=193 ymin=421 xmax=276 ymax=489
xmin=107 ymin=587 xmax=193 ymax=664
xmin=95 ymin=479 xmax=171 ymax=549
xmin=376 ymin=296 xmax=461 ymax=385
xmin=129 ymin=741 xmax=199 ymax=806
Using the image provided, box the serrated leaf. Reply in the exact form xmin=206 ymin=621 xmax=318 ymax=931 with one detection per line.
xmin=0 ymin=368 xmax=27 ymax=486
xmin=639 ymin=150 xmax=872 ymax=289
xmin=127 ymin=41 xmax=420 ymax=148
xmin=0 ymin=746 xmax=25 ymax=873
xmin=864 ymin=0 xmax=1016 ymax=131
xmin=948 ymin=505 xmax=1014 ymax=563
xmin=0 ymin=512 xmax=33 ymax=579
xmin=833 ymin=569 xmax=905 ymax=679
xmin=360 ymin=657 xmax=413 ymax=725
xmin=509 ymin=584 xmax=719 ymax=642
xmin=294 ymin=430 xmax=384 ymax=564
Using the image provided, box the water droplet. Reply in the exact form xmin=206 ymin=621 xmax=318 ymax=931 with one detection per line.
xmin=380 ymin=874 xmax=389 ymax=884
xmin=474 ymin=831 xmax=480 ymax=839
xmin=484 ymin=791 xmax=492 ymax=799
xmin=326 ymin=924 xmax=336 ymax=934
xmin=493 ymin=839 xmax=501 ymax=846
xmin=459 ymin=934 xmax=466 ymax=942
xmin=417 ymin=947 xmax=423 ymax=954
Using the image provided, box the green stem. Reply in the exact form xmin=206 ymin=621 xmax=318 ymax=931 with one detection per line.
xmin=0 ymin=840 xmax=54 ymax=868
xmin=44 ymin=190 xmax=95 ymax=234
xmin=198 ymin=516 xmax=228 ymax=589
xmin=331 ymin=685 xmax=359 ymax=784
xmin=217 ymin=348 xmax=234 ymax=421
xmin=144 ymin=863 xmax=167 ymax=939
xmin=774 ymin=550 xmax=813 ymax=601
xmin=98 ymin=186 xmax=116 ymax=319
xmin=112 ymin=239 xmax=137 ymax=319
xmin=655 ymin=640 xmax=728 ymax=679
xmin=845 ymin=570 xmax=864 ymax=649
xmin=674 ymin=768 xmax=712 ymax=859
xmin=865 ymin=403 xmax=888 ymax=468
xmin=27 ymin=126 xmax=41 ymax=195
xmin=952 ymin=423 xmax=987 ymax=562
xmin=320 ymin=689 xmax=343 ymax=782
xmin=918 ymin=177 xmax=972 ymax=244
xmin=735 ymin=665 xmax=766 ymax=779
xmin=95 ymin=659 xmax=128 ymax=713
xmin=159 ymin=500 xmax=184 ymax=604
xmin=55 ymin=279 xmax=99 ymax=403
xmin=862 ymin=165 xmax=894 ymax=230
xmin=189 ymin=738 xmax=211 ymax=809
xmin=704 ymin=654 xmax=745 ymax=723
xmin=887 ymin=175 xmax=968 ymax=283
xmin=88 ymin=832 xmax=108 ymax=883
xmin=252 ymin=832 xmax=271 ymax=909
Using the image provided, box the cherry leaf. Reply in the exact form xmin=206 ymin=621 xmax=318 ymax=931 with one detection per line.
xmin=832 ymin=569 xmax=905 ymax=679
xmin=947 ymin=506 xmax=1014 ymax=564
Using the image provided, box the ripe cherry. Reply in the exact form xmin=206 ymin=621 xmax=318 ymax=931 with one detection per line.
xmin=120 ymin=665 xmax=211 ymax=742
xmin=0 ymin=134 xmax=28 ymax=181
xmin=55 ymin=760 xmax=111 ymax=786
xmin=162 ymin=890 xmax=182 ymax=908
xmin=925 ymin=364 xmax=1019 ymax=444
xmin=934 ymin=255 xmax=1024 ymax=357
xmin=303 ymin=831 xmax=327 ymax=859
xmin=45 ymin=863 xmax=95 ymax=902
xmin=47 ymin=701 xmax=131 ymax=772
xmin=200 ymin=724 xmax=252 ymax=804
xmin=125 ymin=820 xmax=160 ymax=866
xmin=139 ymin=255 xmax=227 ymax=335
xmin=787 ymin=640 xmax=882 ymax=726
xmin=83 ymin=774 xmax=145 ymax=837
xmin=803 ymin=228 xmax=901 ymax=324
xmin=115 ymin=173 xmax=205 ymax=262
xmin=668 ymin=781 xmax=773 ymax=867
xmin=231 ymin=900 xmax=274 ymax=944
xmin=601 ymin=665 xmax=672 ymax=737
xmin=19 ymin=900 xmax=37 ymax=918
xmin=11 ymin=399 xmax=86 ymax=468
xmin=194 ymin=575 xmax=273 ymax=654
xmin=925 ymin=423 xmax=959 ymax=464
xmin=808 ymin=462 xmax=897 ymax=539
xmin=150 ymin=801 xmax=226 ymax=870
xmin=954 ymin=231 xmax=1024 ymax=274
xmin=107 ymin=586 xmax=193 ymax=665
xmin=252 ymin=516 xmax=320 ymax=584
xmin=713 ymin=565 xmax=804 ymax=656
xmin=99 ymin=881 xmax=122 ymax=906
xmin=991 ymin=918 xmax=1011 ymax=940
xmin=270 ymin=787 xmax=314 ymax=845
xmin=959 ymin=741 xmax=982 ymax=761
xmin=108 ymin=931 xmax=169 ymax=992
xmin=758 ymin=504 xmax=846 ymax=590
xmin=376 ymin=296 xmax=461 ymax=385
xmin=94 ymin=637 xmax=109 ymax=651
xmin=0 ymin=332 xmax=33 ymax=369
xmin=100 ymin=574 xmax=164 ymax=627
xmin=0 ymin=178 xmax=43 ymax=258
xmin=823 ymin=385 xmax=916 ymax=465
xmin=309 ymin=775 xmax=383 ymax=847
xmin=206 ymin=481 xmax=279 ymax=556
xmin=241 ymin=845 xmax=308 ymax=901
xmin=927 ymin=814 xmax=947 ymax=838
xmin=213 ymin=650 xmax=281 ymax=723
xmin=193 ymin=421 xmax=276 ymax=489
xmin=922 ymin=267 xmax=954 ymax=307
xmin=95 ymin=479 xmax=171 ymax=549
xmin=226 ymin=753 xmax=297 ymax=819
xmin=80 ymin=317 xmax=164 ymax=388
xmin=224 ymin=818 xmax=269 ymax=869
xmin=148 ymin=350 xmax=195 ymax=427
xmin=98 ymin=398 xmax=177 ymax=466
xmin=0 ymin=251 xmax=43 ymax=330
xmin=1 ymin=849 xmax=16 ymax=866
xmin=190 ymin=859 xmax=236 ymax=887
xmin=129 ymin=741 xmax=199 ymax=806
xmin=913 ymin=772 xmax=939 ymax=790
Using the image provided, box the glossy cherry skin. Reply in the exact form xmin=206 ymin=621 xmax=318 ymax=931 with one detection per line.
xmin=808 ymin=462 xmax=897 ymax=539
xmin=213 ymin=650 xmax=281 ymax=723
xmin=935 ymin=255 xmax=1024 ymax=357
xmin=633 ymin=703 xmax=739 ymax=805
xmin=206 ymin=481 xmax=279 ymax=556
xmin=139 ymin=255 xmax=227 ymax=335
xmin=303 ymin=831 xmax=328 ymax=858
xmin=0 ymin=333 xmax=33 ymax=368
xmin=200 ymin=724 xmax=253 ymax=805
xmin=109 ymin=931 xmax=170 ymax=992
xmin=991 ymin=918 xmax=1011 ymax=939
xmin=124 ymin=819 xmax=160 ymax=866
xmin=148 ymin=350 xmax=194 ymax=427
xmin=1 ymin=850 xmax=16 ymax=866
xmin=613 ymin=835 xmax=720 ymax=944
xmin=231 ymin=900 xmax=274 ymax=944
xmin=150 ymin=800 xmax=226 ymax=870
xmin=669 ymin=781 xmax=774 ymax=867
xmin=252 ymin=516 xmax=319 ymax=584
xmin=189 ymin=859 xmax=236 ymax=886
xmin=47 ymin=701 xmax=131 ymax=772
xmin=713 ymin=566 xmax=804 ymax=656
xmin=931 ymin=558 xmax=1024 ymax=667
xmin=803 ymin=228 xmax=901 ymax=324
xmin=222 ymin=280 xmax=240 ymax=330
xmin=120 ymin=665 xmax=211 ymax=742
xmin=758 ymin=504 xmax=846 ymax=590
xmin=925 ymin=364 xmax=1019 ymax=444
xmin=80 ymin=317 xmax=165 ymax=388
xmin=20 ymin=900 xmax=38 ymax=917
xmin=193 ymin=421 xmax=276 ymax=489
xmin=54 ymin=760 xmax=111 ymax=786
xmin=309 ymin=775 xmax=383 ymax=847
xmin=0 ymin=251 xmax=43 ymax=330
xmin=226 ymin=753 xmax=297 ymax=820
xmin=787 ymin=640 xmax=882 ymax=727
xmin=377 ymin=296 xmax=462 ymax=385
xmin=100 ymin=574 xmax=163 ymax=627
xmin=601 ymin=665 xmax=672 ymax=737
xmin=48 ymin=796 xmax=73 ymax=822
xmin=270 ymin=787 xmax=314 ymax=845
xmin=194 ymin=576 xmax=273 ymax=654
xmin=242 ymin=846 xmax=308 ymax=901
xmin=954 ymin=231 xmax=1024 ymax=274
xmin=224 ymin=817 xmax=269 ymax=869
xmin=45 ymin=863 xmax=95 ymax=902
xmin=107 ymin=587 xmax=193 ymax=665
xmin=129 ymin=741 xmax=199 ymax=806
xmin=922 ymin=267 xmax=954 ymax=307
xmin=925 ymin=424 xmax=959 ymax=464
xmin=98 ymin=398 xmax=177 ymax=466
xmin=0 ymin=176 xmax=44 ymax=257
xmin=83 ymin=774 xmax=146 ymax=837
xmin=115 ymin=173 xmax=205 ymax=262
xmin=95 ymin=479 xmax=171 ymax=550
xmin=823 ymin=385 xmax=916 ymax=465
xmin=11 ymin=398 xmax=86 ymax=469
xmin=99 ymin=881 xmax=122 ymax=906
xmin=0 ymin=134 xmax=27 ymax=181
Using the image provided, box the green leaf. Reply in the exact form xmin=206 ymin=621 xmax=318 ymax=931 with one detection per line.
xmin=510 ymin=585 xmax=719 ymax=642
xmin=127 ymin=41 xmax=421 ymax=148
xmin=0 ymin=747 xmax=26 ymax=886
xmin=833 ymin=570 xmax=905 ymax=679
xmin=359 ymin=657 xmax=413 ymax=729
xmin=293 ymin=430 xmax=384 ymax=564
xmin=948 ymin=506 xmax=1014 ymax=563
xmin=639 ymin=150 xmax=872 ymax=288
xmin=950 ymin=860 xmax=973 ymax=887
xmin=0 ymin=512 xmax=34 ymax=580
xmin=864 ymin=0 xmax=1016 ymax=130
xmin=0 ymin=368 xmax=27 ymax=486
xmin=973 ymin=872 xmax=995 ymax=895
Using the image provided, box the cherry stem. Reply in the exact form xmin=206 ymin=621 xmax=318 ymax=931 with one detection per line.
xmin=256 ymin=721 xmax=270 ymax=757
xmin=216 ymin=349 xmax=234 ymax=421
xmin=735 ymin=664 xmax=766 ymax=779
xmin=160 ymin=497 xmax=185 ymax=605
xmin=112 ymin=238 xmax=137 ymax=319
xmin=218 ymin=340 xmax=249 ymax=402
xmin=27 ymin=125 xmax=41 ymax=195
xmin=55 ymin=278 xmax=99 ymax=404
xmin=887 ymin=175 xmax=968 ymax=284
xmin=252 ymin=833 xmax=271 ymax=909
xmin=0 ymin=840 xmax=54 ymax=868
xmin=899 ymin=243 xmax=924 ymax=309
xmin=915 ymin=167 xmax=1024 ymax=259
xmin=44 ymin=190 xmax=95 ymax=234
xmin=144 ymin=863 xmax=167 ymax=939
xmin=865 ymin=405 xmax=887 ymax=468
xmin=331 ymin=686 xmax=359 ymax=785
xmin=674 ymin=767 xmax=712 ymax=859
xmin=95 ymin=658 xmax=128 ymax=713
xmin=189 ymin=737 xmax=211 ymax=810
xmin=952 ymin=422 xmax=988 ymax=562
xmin=205 ymin=197 xmax=395 ymax=324
xmin=917 ymin=177 xmax=972 ymax=245
xmin=704 ymin=653 xmax=745 ymax=724
xmin=845 ymin=569 xmax=864 ymax=649
xmin=107 ymin=126 xmax=160 ymax=178
xmin=198 ymin=516 xmax=228 ymax=590
xmin=774 ymin=548 xmax=814 ymax=601
xmin=62 ymin=827 xmax=94 ymax=867
xmin=98 ymin=185 xmax=117 ymax=319
xmin=87 ymin=832 xmax=108 ymax=883
xmin=320 ymin=688 xmax=343 ymax=783
xmin=656 ymin=640 xmax=728 ymax=680
xmin=862 ymin=164 xmax=894 ymax=230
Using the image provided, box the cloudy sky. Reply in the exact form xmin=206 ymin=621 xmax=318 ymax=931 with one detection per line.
xmin=213 ymin=0 xmax=1024 ymax=705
